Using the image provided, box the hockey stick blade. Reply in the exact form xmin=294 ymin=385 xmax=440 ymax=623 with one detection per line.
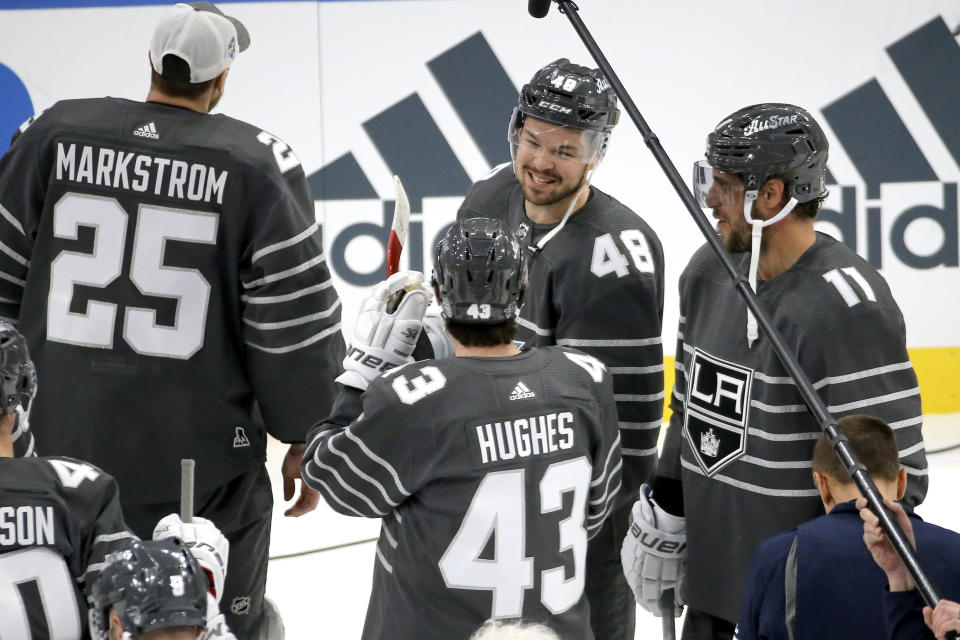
xmin=386 ymin=175 xmax=410 ymax=277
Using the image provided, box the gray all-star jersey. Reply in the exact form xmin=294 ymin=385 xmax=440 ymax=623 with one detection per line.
xmin=0 ymin=456 xmax=134 ymax=639
xmin=657 ymin=233 xmax=927 ymax=622
xmin=303 ymin=347 xmax=622 ymax=640
xmin=0 ymin=98 xmax=344 ymax=503
xmin=458 ymin=164 xmax=664 ymax=503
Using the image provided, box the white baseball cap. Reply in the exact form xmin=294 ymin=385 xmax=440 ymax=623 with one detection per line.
xmin=150 ymin=1 xmax=251 ymax=84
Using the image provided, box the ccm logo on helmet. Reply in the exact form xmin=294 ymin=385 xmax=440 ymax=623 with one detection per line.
xmin=537 ymin=100 xmax=573 ymax=115
xmin=345 ymin=346 xmax=399 ymax=373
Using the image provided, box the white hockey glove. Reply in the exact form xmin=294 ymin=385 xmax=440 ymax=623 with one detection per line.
xmin=620 ymin=484 xmax=686 ymax=617
xmin=153 ymin=513 xmax=229 ymax=604
xmin=199 ymin=594 xmax=238 ymax=640
xmin=336 ymin=271 xmax=431 ymax=390
xmin=421 ymin=305 xmax=455 ymax=360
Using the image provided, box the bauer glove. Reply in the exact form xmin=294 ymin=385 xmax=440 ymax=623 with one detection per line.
xmin=336 ymin=271 xmax=431 ymax=391
xmin=620 ymin=484 xmax=686 ymax=617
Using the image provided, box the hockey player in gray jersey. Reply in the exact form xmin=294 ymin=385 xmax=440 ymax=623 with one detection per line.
xmin=0 ymin=321 xmax=134 ymax=639
xmin=621 ymin=104 xmax=928 ymax=640
xmin=303 ymin=218 xmax=622 ymax=640
xmin=0 ymin=319 xmax=239 ymax=640
xmin=457 ymin=59 xmax=663 ymax=640
xmin=0 ymin=4 xmax=344 ymax=635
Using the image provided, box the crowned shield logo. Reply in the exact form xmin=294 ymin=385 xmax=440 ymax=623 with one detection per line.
xmin=682 ymin=348 xmax=754 ymax=476
xmin=700 ymin=428 xmax=720 ymax=458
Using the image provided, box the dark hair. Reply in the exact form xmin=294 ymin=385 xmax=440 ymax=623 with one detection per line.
xmin=766 ymin=173 xmax=828 ymax=220
xmin=150 ymin=55 xmax=216 ymax=99
xmin=812 ymin=414 xmax=901 ymax=483
xmin=444 ymin=319 xmax=517 ymax=348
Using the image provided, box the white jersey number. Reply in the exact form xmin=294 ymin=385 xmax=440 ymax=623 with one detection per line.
xmin=590 ymin=231 xmax=655 ymax=279
xmin=257 ymin=131 xmax=301 ymax=174
xmin=48 ymin=459 xmax=99 ymax=489
xmin=439 ymin=457 xmax=591 ymax=617
xmin=47 ymin=193 xmax=219 ymax=359
xmin=391 ymin=366 xmax=447 ymax=405
xmin=822 ymin=267 xmax=877 ymax=308
xmin=0 ymin=547 xmax=82 ymax=640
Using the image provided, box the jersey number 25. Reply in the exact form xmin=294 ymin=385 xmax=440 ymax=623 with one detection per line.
xmin=47 ymin=192 xmax=218 ymax=359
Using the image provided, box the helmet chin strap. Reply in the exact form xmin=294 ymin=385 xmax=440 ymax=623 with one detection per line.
xmin=743 ymin=194 xmax=798 ymax=347
xmin=532 ymin=166 xmax=595 ymax=251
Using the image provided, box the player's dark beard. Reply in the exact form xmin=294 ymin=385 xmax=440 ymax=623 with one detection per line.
xmin=721 ymin=203 xmax=754 ymax=253
xmin=519 ymin=164 xmax=588 ymax=207
xmin=723 ymin=221 xmax=752 ymax=253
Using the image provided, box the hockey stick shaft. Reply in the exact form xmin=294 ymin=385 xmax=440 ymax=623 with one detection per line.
xmin=180 ymin=458 xmax=195 ymax=524
xmin=660 ymin=589 xmax=676 ymax=640
xmin=546 ymin=0 xmax=945 ymax=615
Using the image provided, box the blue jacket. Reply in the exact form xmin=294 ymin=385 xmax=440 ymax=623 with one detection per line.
xmin=735 ymin=500 xmax=960 ymax=640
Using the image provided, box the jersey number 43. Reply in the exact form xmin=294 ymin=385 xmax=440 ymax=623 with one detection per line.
xmin=439 ymin=457 xmax=591 ymax=618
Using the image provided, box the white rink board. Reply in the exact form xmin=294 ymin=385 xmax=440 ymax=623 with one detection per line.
xmin=1 ymin=0 xmax=959 ymax=352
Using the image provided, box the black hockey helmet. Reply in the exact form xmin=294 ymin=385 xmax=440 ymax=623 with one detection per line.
xmin=509 ymin=59 xmax=620 ymax=163
xmin=701 ymin=103 xmax=828 ymax=203
xmin=432 ymin=218 xmax=526 ymax=324
xmin=515 ymin=58 xmax=620 ymax=133
xmin=0 ymin=321 xmax=36 ymax=415
xmin=88 ymin=538 xmax=208 ymax=640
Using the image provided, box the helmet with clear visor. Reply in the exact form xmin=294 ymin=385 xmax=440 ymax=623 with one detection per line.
xmin=690 ymin=103 xmax=829 ymax=348
xmin=509 ymin=58 xmax=620 ymax=166
xmin=692 ymin=103 xmax=828 ymax=211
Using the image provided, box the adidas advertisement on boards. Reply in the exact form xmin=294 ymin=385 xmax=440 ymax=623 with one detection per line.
xmin=0 ymin=1 xmax=957 ymax=408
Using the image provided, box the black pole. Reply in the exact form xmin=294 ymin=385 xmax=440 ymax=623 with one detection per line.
xmin=547 ymin=0 xmax=945 ymax=616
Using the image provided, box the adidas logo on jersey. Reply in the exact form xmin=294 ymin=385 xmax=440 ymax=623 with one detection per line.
xmin=133 ymin=122 xmax=159 ymax=140
xmin=509 ymin=381 xmax=535 ymax=400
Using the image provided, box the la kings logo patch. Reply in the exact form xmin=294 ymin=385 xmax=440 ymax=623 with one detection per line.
xmin=683 ymin=348 xmax=754 ymax=476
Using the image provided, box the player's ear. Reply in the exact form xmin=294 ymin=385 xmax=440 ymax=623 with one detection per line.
xmin=895 ymin=467 xmax=907 ymax=500
xmin=108 ymin=609 xmax=123 ymax=640
xmin=759 ymin=178 xmax=787 ymax=217
xmin=812 ymin=471 xmax=833 ymax=510
xmin=214 ymin=69 xmax=229 ymax=93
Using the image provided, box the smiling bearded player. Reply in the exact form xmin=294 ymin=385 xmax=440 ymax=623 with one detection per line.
xmin=457 ymin=58 xmax=665 ymax=640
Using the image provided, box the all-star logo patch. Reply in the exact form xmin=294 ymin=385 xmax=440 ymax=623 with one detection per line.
xmin=682 ymin=348 xmax=754 ymax=476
